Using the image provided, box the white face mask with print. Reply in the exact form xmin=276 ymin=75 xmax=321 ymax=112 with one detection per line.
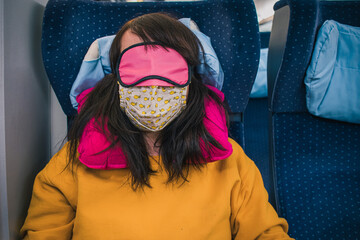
xmin=119 ymin=85 xmax=188 ymax=132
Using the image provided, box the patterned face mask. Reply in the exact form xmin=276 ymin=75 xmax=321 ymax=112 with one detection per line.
xmin=119 ymin=84 xmax=188 ymax=132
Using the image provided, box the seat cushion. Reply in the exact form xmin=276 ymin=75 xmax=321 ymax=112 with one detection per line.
xmin=250 ymin=48 xmax=268 ymax=98
xmin=305 ymin=20 xmax=360 ymax=124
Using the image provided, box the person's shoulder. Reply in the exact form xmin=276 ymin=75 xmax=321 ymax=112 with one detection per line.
xmin=227 ymin=138 xmax=247 ymax=162
xmin=223 ymin=138 xmax=256 ymax=175
xmin=206 ymin=138 xmax=256 ymax=184
xmin=40 ymin=142 xmax=76 ymax=182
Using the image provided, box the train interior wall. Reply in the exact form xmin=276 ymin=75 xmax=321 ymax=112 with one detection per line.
xmin=0 ymin=0 xmax=67 ymax=239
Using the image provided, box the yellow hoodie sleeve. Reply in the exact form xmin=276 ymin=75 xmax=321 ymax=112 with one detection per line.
xmin=20 ymin=148 xmax=77 ymax=240
xmin=230 ymin=146 xmax=294 ymax=240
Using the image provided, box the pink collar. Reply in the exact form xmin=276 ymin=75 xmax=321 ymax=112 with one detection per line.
xmin=76 ymin=85 xmax=233 ymax=169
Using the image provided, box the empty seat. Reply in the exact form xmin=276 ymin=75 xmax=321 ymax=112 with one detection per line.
xmin=268 ymin=0 xmax=360 ymax=238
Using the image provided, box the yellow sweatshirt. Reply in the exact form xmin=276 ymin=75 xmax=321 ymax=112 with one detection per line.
xmin=20 ymin=139 xmax=293 ymax=240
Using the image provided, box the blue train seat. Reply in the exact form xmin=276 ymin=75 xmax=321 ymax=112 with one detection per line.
xmin=244 ymin=31 xmax=273 ymax=206
xmin=42 ymin=0 xmax=260 ymax=148
xmin=268 ymin=0 xmax=360 ymax=238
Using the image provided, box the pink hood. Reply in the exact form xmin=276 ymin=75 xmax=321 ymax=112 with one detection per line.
xmin=76 ymin=85 xmax=232 ymax=169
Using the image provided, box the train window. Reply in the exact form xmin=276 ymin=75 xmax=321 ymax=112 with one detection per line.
xmin=254 ymin=0 xmax=277 ymax=32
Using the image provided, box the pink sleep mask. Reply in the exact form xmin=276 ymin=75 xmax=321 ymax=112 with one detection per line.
xmin=116 ymin=42 xmax=191 ymax=87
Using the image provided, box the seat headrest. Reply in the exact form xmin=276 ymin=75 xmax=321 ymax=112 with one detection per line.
xmin=42 ymin=0 xmax=260 ymax=116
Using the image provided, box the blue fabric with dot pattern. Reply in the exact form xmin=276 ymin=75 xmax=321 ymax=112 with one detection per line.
xmin=270 ymin=0 xmax=360 ymax=239
xmin=42 ymin=0 xmax=260 ymax=119
xmin=274 ymin=113 xmax=360 ymax=239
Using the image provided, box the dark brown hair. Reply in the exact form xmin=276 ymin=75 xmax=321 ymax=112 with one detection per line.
xmin=67 ymin=12 xmax=228 ymax=189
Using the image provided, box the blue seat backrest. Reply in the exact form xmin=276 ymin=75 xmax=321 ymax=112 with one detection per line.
xmin=268 ymin=0 xmax=360 ymax=239
xmin=42 ymin=0 xmax=260 ymax=146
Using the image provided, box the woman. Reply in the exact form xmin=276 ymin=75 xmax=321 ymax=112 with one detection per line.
xmin=21 ymin=13 xmax=293 ymax=240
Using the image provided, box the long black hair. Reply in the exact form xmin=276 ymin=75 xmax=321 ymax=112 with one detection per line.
xmin=67 ymin=13 xmax=228 ymax=189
